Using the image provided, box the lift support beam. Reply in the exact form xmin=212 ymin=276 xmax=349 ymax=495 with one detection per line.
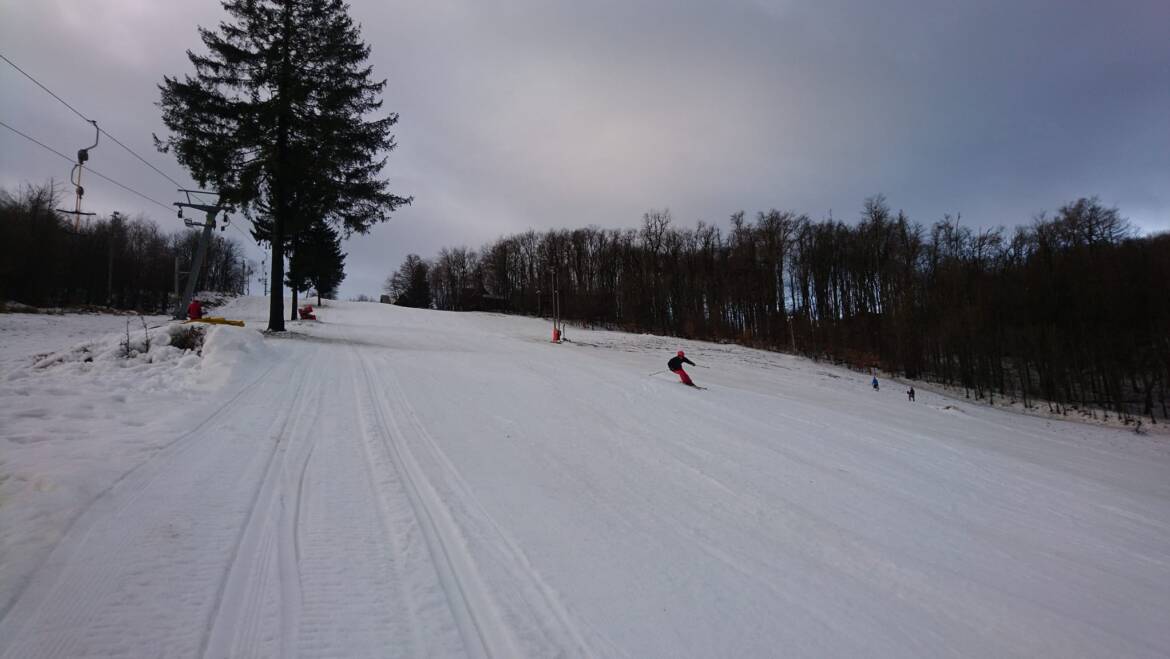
xmin=172 ymin=190 xmax=224 ymax=320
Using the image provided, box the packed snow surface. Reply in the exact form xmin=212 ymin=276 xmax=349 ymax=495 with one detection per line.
xmin=1 ymin=298 xmax=1168 ymax=658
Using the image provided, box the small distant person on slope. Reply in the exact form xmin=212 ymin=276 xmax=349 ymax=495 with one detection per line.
xmin=872 ymin=375 xmax=880 ymax=391
xmin=907 ymin=386 xmax=915 ymax=401
xmin=668 ymin=350 xmax=698 ymax=387
xmin=187 ymin=298 xmax=204 ymax=320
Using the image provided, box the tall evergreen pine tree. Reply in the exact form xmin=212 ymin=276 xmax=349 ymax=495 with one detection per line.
xmin=158 ymin=0 xmax=410 ymax=331
xmin=288 ymin=220 xmax=347 ymax=306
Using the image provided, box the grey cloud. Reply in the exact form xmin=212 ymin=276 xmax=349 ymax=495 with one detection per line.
xmin=3 ymin=0 xmax=1167 ymax=298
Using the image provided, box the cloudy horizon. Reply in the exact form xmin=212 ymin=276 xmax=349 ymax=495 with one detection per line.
xmin=2 ymin=0 xmax=1167 ymax=298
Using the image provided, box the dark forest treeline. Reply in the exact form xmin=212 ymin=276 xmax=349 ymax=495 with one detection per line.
xmin=1 ymin=184 xmax=248 ymax=312
xmin=414 ymin=196 xmax=1169 ymax=423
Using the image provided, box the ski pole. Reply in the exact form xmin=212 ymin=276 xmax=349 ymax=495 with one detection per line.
xmin=648 ymin=370 xmax=666 ymax=377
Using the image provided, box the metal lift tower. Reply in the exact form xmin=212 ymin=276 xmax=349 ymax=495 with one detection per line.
xmin=172 ymin=189 xmax=225 ymax=320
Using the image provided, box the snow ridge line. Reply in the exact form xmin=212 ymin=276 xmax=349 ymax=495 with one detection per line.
xmin=383 ymin=365 xmax=622 ymax=659
xmin=355 ymin=354 xmax=519 ymax=659
xmin=278 ymin=406 xmax=316 ymax=658
xmin=277 ymin=363 xmax=332 ymax=657
xmin=198 ymin=350 xmax=322 ymax=659
xmin=291 ymin=435 xmax=315 ymax=575
xmin=0 ymin=355 xmax=282 ymax=651
xmin=348 ymin=348 xmax=431 ymax=656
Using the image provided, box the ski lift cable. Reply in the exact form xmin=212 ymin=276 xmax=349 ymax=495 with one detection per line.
xmin=4 ymin=120 xmax=255 ymax=247
xmin=0 ymin=54 xmax=254 ymax=243
xmin=1 ymin=118 xmax=81 ymax=164
xmin=0 ymin=51 xmax=189 ymax=189
xmin=0 ymin=53 xmax=90 ymax=122
xmin=1 ymin=118 xmax=174 ymax=214
xmin=227 ymin=221 xmax=253 ymax=241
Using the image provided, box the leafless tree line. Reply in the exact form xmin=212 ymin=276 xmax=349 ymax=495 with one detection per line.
xmin=414 ymin=195 xmax=1168 ymax=424
xmin=1 ymin=183 xmax=249 ymax=312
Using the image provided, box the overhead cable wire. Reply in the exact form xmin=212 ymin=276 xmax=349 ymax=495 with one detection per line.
xmin=100 ymin=129 xmax=187 ymax=188
xmin=3 ymin=119 xmax=258 ymax=243
xmin=0 ymin=51 xmax=189 ymax=189
xmin=0 ymin=117 xmax=73 ymax=160
xmin=1 ymin=118 xmax=175 ymax=214
xmin=1 ymin=55 xmax=259 ymax=244
xmin=227 ymin=221 xmax=255 ymax=242
xmin=85 ymin=167 xmax=175 ymax=215
xmin=0 ymin=52 xmax=91 ymax=122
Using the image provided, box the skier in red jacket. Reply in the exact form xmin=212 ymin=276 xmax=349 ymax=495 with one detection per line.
xmin=667 ymin=350 xmax=697 ymax=386
xmin=187 ymin=298 xmax=204 ymax=320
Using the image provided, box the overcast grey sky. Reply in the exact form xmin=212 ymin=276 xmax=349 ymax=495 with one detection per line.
xmin=2 ymin=0 xmax=1167 ymax=297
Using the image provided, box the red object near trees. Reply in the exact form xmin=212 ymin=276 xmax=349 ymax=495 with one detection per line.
xmin=187 ymin=299 xmax=203 ymax=320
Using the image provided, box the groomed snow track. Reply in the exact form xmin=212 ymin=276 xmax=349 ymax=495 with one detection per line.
xmin=1 ymin=296 xmax=1168 ymax=658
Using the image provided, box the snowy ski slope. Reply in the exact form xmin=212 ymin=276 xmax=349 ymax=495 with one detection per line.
xmin=1 ymin=297 xmax=1168 ymax=658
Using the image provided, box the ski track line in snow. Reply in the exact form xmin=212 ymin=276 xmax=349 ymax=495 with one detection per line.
xmin=0 ymin=350 xmax=314 ymax=659
xmin=346 ymin=347 xmax=435 ymax=657
xmin=380 ymin=360 xmax=623 ymax=659
xmin=354 ymin=349 xmax=522 ymax=659
xmin=290 ymin=429 xmax=314 ymax=597
xmin=0 ymin=357 xmax=282 ymax=648
xmin=199 ymin=348 xmax=323 ymax=659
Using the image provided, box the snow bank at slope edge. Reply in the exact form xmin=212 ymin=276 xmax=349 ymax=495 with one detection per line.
xmin=15 ymin=323 xmax=203 ymax=393
xmin=197 ymin=323 xmax=275 ymax=388
xmin=8 ymin=321 xmax=273 ymax=395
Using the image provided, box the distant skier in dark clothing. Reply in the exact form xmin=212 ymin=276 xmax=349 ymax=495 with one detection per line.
xmin=668 ymin=350 xmax=697 ymax=387
xmin=907 ymin=386 xmax=915 ymax=401
xmin=872 ymin=376 xmax=880 ymax=391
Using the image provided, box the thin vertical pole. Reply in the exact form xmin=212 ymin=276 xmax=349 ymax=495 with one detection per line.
xmin=107 ymin=240 xmax=114 ymax=306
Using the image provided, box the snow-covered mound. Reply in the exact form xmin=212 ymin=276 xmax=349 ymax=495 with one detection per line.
xmin=30 ymin=322 xmax=203 ymax=373
xmin=195 ymin=321 xmax=274 ymax=388
xmin=7 ymin=316 xmax=271 ymax=393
